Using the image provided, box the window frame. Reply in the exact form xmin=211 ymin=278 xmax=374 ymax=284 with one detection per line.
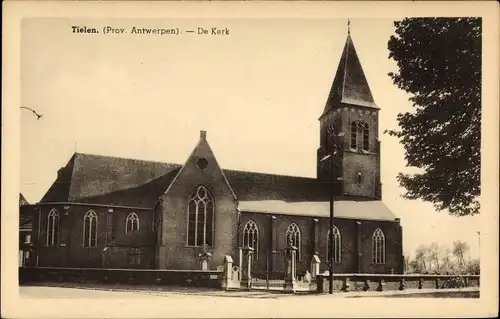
xmin=286 ymin=223 xmax=301 ymax=261
xmin=125 ymin=212 xmax=140 ymax=234
xmin=46 ymin=209 xmax=60 ymax=247
xmin=361 ymin=121 xmax=370 ymax=152
xmin=326 ymin=226 xmax=342 ymax=263
xmin=186 ymin=185 xmax=215 ymax=247
xmin=242 ymin=220 xmax=259 ymax=260
xmin=129 ymin=248 xmax=142 ymax=265
xmin=372 ymin=228 xmax=386 ymax=264
xmin=350 ymin=121 xmax=358 ymax=150
xmin=83 ymin=210 xmax=98 ymax=248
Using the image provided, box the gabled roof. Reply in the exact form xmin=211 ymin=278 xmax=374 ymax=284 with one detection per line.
xmin=40 ymin=153 xmax=181 ymax=206
xmin=37 ymin=150 xmax=389 ymax=219
xmin=19 ymin=193 xmax=29 ymax=207
xmin=38 ymin=152 xmax=332 ymax=209
xmin=322 ymin=34 xmax=378 ymax=117
xmin=222 ymin=170 xmax=329 ymax=202
xmin=164 ymin=131 xmax=237 ymax=200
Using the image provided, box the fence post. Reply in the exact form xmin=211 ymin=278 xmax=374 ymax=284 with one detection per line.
xmin=266 ymin=252 xmax=269 ymax=290
xmin=418 ymin=277 xmax=423 ymax=289
xmin=316 ymin=275 xmax=324 ymax=293
xmin=241 ymin=246 xmax=254 ymax=290
xmin=362 ymin=279 xmax=370 ymax=291
xmin=341 ymin=276 xmax=350 ymax=292
xmin=398 ymin=277 xmax=405 ymax=290
xmin=376 ymin=279 xmax=384 ymax=292
xmin=283 ymin=244 xmax=297 ymax=293
xmin=221 ymin=255 xmax=234 ymax=290
xmin=434 ymin=277 xmax=440 ymax=289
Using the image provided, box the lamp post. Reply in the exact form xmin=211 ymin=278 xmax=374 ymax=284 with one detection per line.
xmin=321 ymin=129 xmax=344 ymax=294
xmin=477 ymin=231 xmax=480 ymax=253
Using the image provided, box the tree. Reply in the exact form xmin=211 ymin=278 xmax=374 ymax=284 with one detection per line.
xmin=440 ymin=248 xmax=454 ymax=274
xmin=415 ymin=244 xmax=428 ymax=273
xmin=465 ymin=258 xmax=480 ymax=275
xmin=452 ymin=240 xmax=470 ymax=268
xmin=386 ymin=18 xmax=481 ymax=216
xmin=427 ymin=242 xmax=440 ymax=273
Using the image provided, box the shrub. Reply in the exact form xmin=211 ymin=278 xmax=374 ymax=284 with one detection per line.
xmin=441 ymin=276 xmax=466 ymax=289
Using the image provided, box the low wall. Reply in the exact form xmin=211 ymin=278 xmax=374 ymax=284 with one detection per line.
xmin=316 ymin=274 xmax=480 ymax=293
xmin=19 ymin=267 xmax=223 ymax=289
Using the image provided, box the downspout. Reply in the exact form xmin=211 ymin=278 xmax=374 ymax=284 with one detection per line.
xmin=36 ymin=206 xmax=41 ymax=267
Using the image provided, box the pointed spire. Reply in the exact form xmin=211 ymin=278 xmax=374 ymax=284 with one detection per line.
xmin=320 ymin=26 xmax=378 ymax=118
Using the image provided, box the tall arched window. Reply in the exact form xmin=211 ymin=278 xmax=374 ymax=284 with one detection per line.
xmin=125 ymin=212 xmax=140 ymax=234
xmin=46 ymin=209 xmax=60 ymax=247
xmin=242 ymin=220 xmax=259 ymax=259
xmin=326 ymin=226 xmax=341 ymax=263
xmin=372 ymin=228 xmax=385 ymax=264
xmin=187 ymin=185 xmax=214 ymax=247
xmin=286 ymin=223 xmax=301 ymax=260
xmin=350 ymin=121 xmax=358 ymax=149
xmin=83 ymin=210 xmax=98 ymax=247
xmin=361 ymin=122 xmax=370 ymax=151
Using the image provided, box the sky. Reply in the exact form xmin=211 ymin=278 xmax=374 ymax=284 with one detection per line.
xmin=20 ymin=17 xmax=481 ymax=259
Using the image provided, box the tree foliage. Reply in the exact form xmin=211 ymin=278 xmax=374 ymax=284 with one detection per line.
xmin=405 ymin=242 xmax=478 ymax=275
xmin=452 ymin=240 xmax=470 ymax=266
xmin=387 ymin=18 xmax=481 ymax=216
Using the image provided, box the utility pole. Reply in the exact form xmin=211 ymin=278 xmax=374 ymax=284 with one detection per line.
xmin=477 ymin=231 xmax=481 ymax=253
xmin=321 ymin=129 xmax=344 ymax=294
xmin=329 ymin=153 xmax=335 ymax=294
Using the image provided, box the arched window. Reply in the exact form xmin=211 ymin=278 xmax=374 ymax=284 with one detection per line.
xmin=326 ymin=226 xmax=341 ymax=263
xmin=187 ymin=185 xmax=214 ymax=247
xmin=286 ymin=223 xmax=301 ymax=260
xmin=372 ymin=228 xmax=385 ymax=264
xmin=83 ymin=210 xmax=98 ymax=247
xmin=350 ymin=121 xmax=358 ymax=149
xmin=46 ymin=209 xmax=59 ymax=247
xmin=361 ymin=122 xmax=369 ymax=151
xmin=125 ymin=212 xmax=140 ymax=234
xmin=242 ymin=220 xmax=259 ymax=259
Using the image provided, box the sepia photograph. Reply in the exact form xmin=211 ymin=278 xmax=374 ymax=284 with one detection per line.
xmin=3 ymin=1 xmax=499 ymax=318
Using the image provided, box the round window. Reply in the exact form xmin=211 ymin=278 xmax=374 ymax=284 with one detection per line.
xmin=197 ymin=158 xmax=208 ymax=170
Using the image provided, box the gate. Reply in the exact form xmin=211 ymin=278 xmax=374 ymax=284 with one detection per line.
xmin=250 ymin=251 xmax=286 ymax=291
xmin=249 ymin=251 xmax=317 ymax=292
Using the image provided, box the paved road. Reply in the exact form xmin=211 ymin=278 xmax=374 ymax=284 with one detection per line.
xmin=12 ymin=286 xmax=482 ymax=318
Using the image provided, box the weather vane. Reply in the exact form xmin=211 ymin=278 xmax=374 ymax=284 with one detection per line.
xmin=347 ymin=19 xmax=351 ymax=35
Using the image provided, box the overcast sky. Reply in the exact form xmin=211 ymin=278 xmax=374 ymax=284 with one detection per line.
xmin=20 ymin=17 xmax=481 ymax=258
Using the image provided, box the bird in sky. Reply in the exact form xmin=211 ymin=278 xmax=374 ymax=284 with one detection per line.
xmin=20 ymin=106 xmax=43 ymax=120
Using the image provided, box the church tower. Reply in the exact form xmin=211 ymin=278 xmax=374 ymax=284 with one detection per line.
xmin=317 ymin=24 xmax=382 ymax=199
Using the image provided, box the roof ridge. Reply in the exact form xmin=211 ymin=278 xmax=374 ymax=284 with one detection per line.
xmin=74 ymin=152 xmax=317 ymax=180
xmin=223 ymin=168 xmax=317 ymax=180
xmin=74 ymin=152 xmax=182 ymax=166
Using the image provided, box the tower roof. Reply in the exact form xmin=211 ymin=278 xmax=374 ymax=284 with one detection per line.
xmin=321 ymin=33 xmax=378 ymax=117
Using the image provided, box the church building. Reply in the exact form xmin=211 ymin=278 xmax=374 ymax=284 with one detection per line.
xmin=23 ymin=31 xmax=404 ymax=276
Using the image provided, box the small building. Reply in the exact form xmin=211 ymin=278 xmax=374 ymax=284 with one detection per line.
xmin=24 ymin=32 xmax=404 ymax=276
xmin=19 ymin=193 xmax=33 ymax=267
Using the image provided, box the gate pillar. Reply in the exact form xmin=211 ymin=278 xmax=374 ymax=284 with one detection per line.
xmin=310 ymin=254 xmax=321 ymax=279
xmin=283 ymin=239 xmax=298 ymax=293
xmin=241 ymin=245 xmax=254 ymax=290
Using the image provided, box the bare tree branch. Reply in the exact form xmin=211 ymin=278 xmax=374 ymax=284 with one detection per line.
xmin=21 ymin=106 xmax=43 ymax=120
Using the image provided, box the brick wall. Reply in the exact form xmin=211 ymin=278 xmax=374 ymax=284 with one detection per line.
xmin=157 ymin=136 xmax=238 ymax=270
xmin=19 ymin=267 xmax=222 ymax=288
xmin=32 ymin=204 xmax=156 ymax=269
xmin=239 ymin=211 xmax=403 ymax=277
